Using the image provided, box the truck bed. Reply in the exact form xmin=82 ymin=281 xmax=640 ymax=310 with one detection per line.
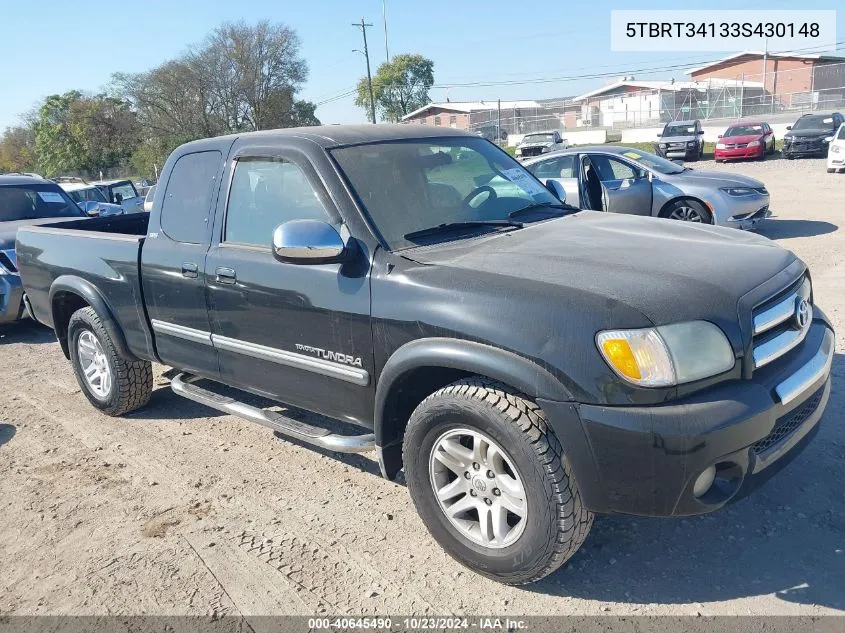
xmin=16 ymin=213 xmax=157 ymax=361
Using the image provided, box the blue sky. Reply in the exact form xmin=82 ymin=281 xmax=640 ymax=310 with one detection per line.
xmin=0 ymin=0 xmax=841 ymax=131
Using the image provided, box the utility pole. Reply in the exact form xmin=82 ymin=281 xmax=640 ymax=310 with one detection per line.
xmin=497 ymin=99 xmax=501 ymax=145
xmin=382 ymin=0 xmax=389 ymax=62
xmin=762 ymin=37 xmax=769 ymax=114
xmin=353 ymin=18 xmax=377 ymax=124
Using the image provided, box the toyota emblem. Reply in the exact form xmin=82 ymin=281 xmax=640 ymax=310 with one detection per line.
xmin=794 ymin=298 xmax=811 ymax=329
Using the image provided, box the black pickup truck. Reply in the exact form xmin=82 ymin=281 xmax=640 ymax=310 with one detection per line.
xmin=17 ymin=125 xmax=834 ymax=584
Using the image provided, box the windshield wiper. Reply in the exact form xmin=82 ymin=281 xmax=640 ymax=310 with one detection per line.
xmin=508 ymin=201 xmax=577 ymax=220
xmin=404 ymin=220 xmax=522 ymax=241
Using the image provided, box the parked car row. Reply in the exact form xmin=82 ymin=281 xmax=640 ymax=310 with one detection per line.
xmin=3 ymin=125 xmax=833 ymax=587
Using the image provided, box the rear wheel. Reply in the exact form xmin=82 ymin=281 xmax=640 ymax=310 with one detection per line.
xmin=662 ymin=199 xmax=712 ymax=224
xmin=68 ymin=307 xmax=152 ymax=416
xmin=403 ymin=378 xmax=593 ymax=585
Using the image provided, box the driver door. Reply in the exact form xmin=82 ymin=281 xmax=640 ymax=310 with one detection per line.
xmin=590 ymin=155 xmax=652 ymax=216
xmin=203 ymin=147 xmax=375 ymax=426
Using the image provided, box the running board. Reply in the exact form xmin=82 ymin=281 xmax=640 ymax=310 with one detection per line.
xmin=170 ymin=372 xmax=375 ymax=453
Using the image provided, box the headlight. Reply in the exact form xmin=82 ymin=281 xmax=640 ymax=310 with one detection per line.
xmin=784 ymin=135 xmax=792 ymax=141
xmin=716 ymin=143 xmax=726 ymax=149
xmin=659 ymin=143 xmax=667 ymax=149
xmin=747 ymin=140 xmax=760 ymax=147
xmin=823 ymin=136 xmax=833 ymax=142
xmin=596 ymin=321 xmax=734 ymax=387
xmin=687 ymin=141 xmax=696 ymax=147
xmin=515 ymin=149 xmax=522 ymax=155
xmin=541 ymin=147 xmax=549 ymax=153
xmin=720 ymin=187 xmax=755 ymax=196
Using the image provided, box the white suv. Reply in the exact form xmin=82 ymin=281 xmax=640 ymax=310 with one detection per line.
xmin=827 ymin=123 xmax=845 ymax=173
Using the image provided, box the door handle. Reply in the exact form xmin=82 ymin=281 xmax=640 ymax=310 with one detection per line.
xmin=215 ymin=267 xmax=236 ymax=284
xmin=181 ymin=262 xmax=198 ymax=278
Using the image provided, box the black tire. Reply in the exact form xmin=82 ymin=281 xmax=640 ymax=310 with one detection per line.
xmin=661 ymin=198 xmax=713 ymax=224
xmin=402 ymin=377 xmax=593 ymax=585
xmin=68 ymin=306 xmax=152 ymax=416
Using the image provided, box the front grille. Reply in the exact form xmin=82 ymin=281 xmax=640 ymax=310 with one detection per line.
xmin=669 ymin=143 xmax=687 ymax=149
xmin=0 ymin=250 xmax=16 ymax=273
xmin=521 ymin=147 xmax=543 ymax=157
xmin=750 ymin=276 xmax=811 ymax=371
xmin=753 ymin=386 xmax=824 ymax=454
xmin=724 ymin=143 xmax=748 ymax=149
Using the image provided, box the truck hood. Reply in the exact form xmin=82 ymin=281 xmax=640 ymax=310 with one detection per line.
xmin=403 ymin=211 xmax=796 ymax=327
xmin=0 ymin=218 xmax=72 ymax=250
xmin=660 ymin=135 xmax=696 ymax=144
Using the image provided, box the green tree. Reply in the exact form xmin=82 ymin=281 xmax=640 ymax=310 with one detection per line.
xmin=33 ymin=91 xmax=85 ymax=176
xmin=355 ymin=54 xmax=434 ymax=122
xmin=0 ymin=126 xmax=38 ymax=173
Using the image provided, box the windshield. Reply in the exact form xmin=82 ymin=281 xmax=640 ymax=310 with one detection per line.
xmin=663 ymin=124 xmax=696 ymax=137
xmin=0 ymin=184 xmax=86 ymax=221
xmin=792 ymin=115 xmax=836 ymax=131
xmin=724 ymin=124 xmax=764 ymax=137
xmin=66 ymin=186 xmax=108 ymax=204
xmin=522 ymin=133 xmax=555 ymax=144
xmin=611 ymin=149 xmax=685 ymax=175
xmin=332 ymin=137 xmax=560 ymax=249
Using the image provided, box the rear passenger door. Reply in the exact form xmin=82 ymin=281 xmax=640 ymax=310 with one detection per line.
xmin=142 ymin=149 xmax=225 ymax=378
xmin=204 ymin=147 xmax=374 ymax=426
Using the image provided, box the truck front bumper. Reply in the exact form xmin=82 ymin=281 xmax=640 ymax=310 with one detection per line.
xmin=0 ymin=273 xmax=25 ymax=324
xmin=539 ymin=317 xmax=834 ymax=517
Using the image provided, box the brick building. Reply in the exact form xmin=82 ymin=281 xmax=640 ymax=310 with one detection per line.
xmin=686 ymin=51 xmax=845 ymax=109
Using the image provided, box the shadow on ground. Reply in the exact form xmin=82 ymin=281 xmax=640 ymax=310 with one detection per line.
xmin=528 ymin=353 xmax=845 ymax=611
xmin=130 ymin=371 xmax=382 ymax=475
xmin=758 ymin=219 xmax=838 ymax=239
xmin=0 ymin=321 xmax=54 ymax=345
xmin=0 ymin=424 xmax=16 ymax=447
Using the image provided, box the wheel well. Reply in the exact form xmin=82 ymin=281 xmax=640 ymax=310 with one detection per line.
xmin=658 ymin=196 xmax=713 ymax=223
xmin=52 ymin=291 xmax=90 ymax=358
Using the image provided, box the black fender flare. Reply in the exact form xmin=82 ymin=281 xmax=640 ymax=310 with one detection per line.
xmin=374 ymin=337 xmax=572 ymax=446
xmin=49 ymin=275 xmax=136 ymax=361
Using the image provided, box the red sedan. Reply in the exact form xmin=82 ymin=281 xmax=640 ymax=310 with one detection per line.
xmin=714 ymin=121 xmax=776 ymax=162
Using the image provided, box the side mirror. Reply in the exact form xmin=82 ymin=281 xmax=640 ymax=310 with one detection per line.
xmin=717 ymin=134 xmax=723 ymax=138
xmin=786 ymin=125 xmax=792 ymax=130
xmin=698 ymin=130 xmax=704 ymax=135
xmin=545 ymin=179 xmax=566 ymax=203
xmin=272 ymin=219 xmax=346 ymax=265
xmin=656 ymin=133 xmax=662 ymax=138
xmin=78 ymin=200 xmax=100 ymax=216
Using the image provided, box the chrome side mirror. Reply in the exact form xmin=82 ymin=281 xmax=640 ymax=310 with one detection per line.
xmin=272 ymin=219 xmax=346 ymax=265
xmin=78 ymin=200 xmax=100 ymax=216
xmin=544 ymin=179 xmax=567 ymax=203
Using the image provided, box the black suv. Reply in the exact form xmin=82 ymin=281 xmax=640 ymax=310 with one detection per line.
xmin=783 ymin=112 xmax=844 ymax=158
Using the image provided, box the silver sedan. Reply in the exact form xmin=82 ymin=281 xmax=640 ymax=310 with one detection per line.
xmin=522 ymin=146 xmax=771 ymax=229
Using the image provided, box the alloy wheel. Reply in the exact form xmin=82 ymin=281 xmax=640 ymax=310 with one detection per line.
xmin=77 ymin=330 xmax=112 ymax=398
xmin=429 ymin=428 xmax=527 ymax=549
xmin=669 ymin=205 xmax=705 ymax=222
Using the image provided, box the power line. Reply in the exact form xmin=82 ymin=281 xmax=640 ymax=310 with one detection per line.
xmin=432 ymin=41 xmax=845 ymax=89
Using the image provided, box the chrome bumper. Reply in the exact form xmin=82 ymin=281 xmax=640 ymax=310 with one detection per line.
xmin=775 ymin=328 xmax=835 ymax=406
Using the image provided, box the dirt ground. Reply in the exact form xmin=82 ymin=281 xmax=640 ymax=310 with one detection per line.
xmin=1 ymin=157 xmax=843 ymax=619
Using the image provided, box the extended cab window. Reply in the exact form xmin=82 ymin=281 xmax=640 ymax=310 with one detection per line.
xmin=224 ymin=157 xmax=331 ymax=247
xmin=159 ymin=151 xmax=221 ymax=244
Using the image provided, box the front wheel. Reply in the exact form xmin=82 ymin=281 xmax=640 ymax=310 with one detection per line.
xmin=662 ymin=199 xmax=713 ymax=224
xmin=403 ymin=378 xmax=593 ymax=585
xmin=68 ymin=306 xmax=153 ymax=416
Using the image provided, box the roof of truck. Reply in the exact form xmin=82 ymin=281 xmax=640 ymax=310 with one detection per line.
xmin=176 ymin=124 xmax=470 ymax=154
xmin=0 ymin=175 xmax=55 ymax=186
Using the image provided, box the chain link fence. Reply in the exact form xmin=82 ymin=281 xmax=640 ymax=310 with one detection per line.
xmin=466 ymin=61 xmax=845 ymax=139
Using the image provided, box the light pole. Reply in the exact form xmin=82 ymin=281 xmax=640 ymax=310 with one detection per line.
xmin=353 ymin=19 xmax=377 ymax=124
xmin=382 ymin=0 xmax=389 ymax=62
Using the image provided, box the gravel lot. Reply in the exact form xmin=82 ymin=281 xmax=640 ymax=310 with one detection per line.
xmin=1 ymin=156 xmax=843 ymax=619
